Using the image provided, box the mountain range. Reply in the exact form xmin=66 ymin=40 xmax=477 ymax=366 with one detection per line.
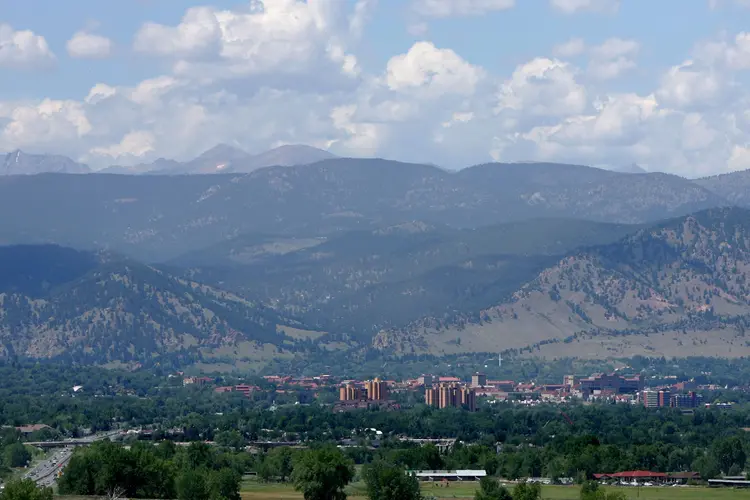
xmin=4 ymin=144 xmax=337 ymax=177
xmin=6 ymin=154 xmax=750 ymax=367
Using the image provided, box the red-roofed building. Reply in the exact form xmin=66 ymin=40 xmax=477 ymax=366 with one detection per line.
xmin=439 ymin=376 xmax=461 ymax=383
xmin=595 ymin=471 xmax=668 ymax=484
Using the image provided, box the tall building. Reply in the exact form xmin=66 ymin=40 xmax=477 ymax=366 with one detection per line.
xmin=460 ymin=386 xmax=477 ymax=412
xmin=339 ymin=383 xmax=362 ymax=401
xmin=428 ymin=383 xmax=477 ymax=411
xmin=642 ymin=390 xmax=659 ymax=408
xmin=472 ymin=373 xmax=487 ymax=387
xmin=642 ymin=390 xmax=671 ymax=408
xmin=425 ymin=387 xmax=438 ymax=407
xmin=658 ymin=390 xmax=671 ymax=408
xmin=366 ymin=378 xmax=388 ymax=401
xmin=671 ymin=392 xmax=703 ymax=408
xmin=563 ymin=375 xmax=578 ymax=387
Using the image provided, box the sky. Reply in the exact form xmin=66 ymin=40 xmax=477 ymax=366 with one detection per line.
xmin=2 ymin=0 xmax=750 ymax=176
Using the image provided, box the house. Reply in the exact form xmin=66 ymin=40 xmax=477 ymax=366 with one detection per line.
xmin=16 ymin=424 xmax=51 ymax=434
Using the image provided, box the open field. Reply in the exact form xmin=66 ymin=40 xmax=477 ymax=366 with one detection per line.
xmin=239 ymin=481 xmax=750 ymax=499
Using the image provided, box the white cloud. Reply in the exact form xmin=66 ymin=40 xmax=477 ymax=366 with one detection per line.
xmin=550 ymin=0 xmax=620 ymax=13
xmin=655 ymin=60 xmax=725 ymax=109
xmin=385 ymin=42 xmax=484 ymax=97
xmin=553 ymin=38 xmax=586 ymax=57
xmin=8 ymin=1 xmax=750 ymax=179
xmin=0 ymin=99 xmax=90 ymax=151
xmin=0 ymin=24 xmax=55 ymax=69
xmin=413 ymin=0 xmax=515 ymax=17
xmin=133 ymin=2 xmax=360 ymax=83
xmin=90 ymin=131 xmax=155 ymax=159
xmin=496 ymin=58 xmax=587 ymax=118
xmin=66 ymin=32 xmax=113 ymax=59
xmin=587 ymin=38 xmax=640 ymax=80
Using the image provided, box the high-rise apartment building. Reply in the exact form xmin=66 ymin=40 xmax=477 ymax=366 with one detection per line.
xmin=366 ymin=378 xmax=388 ymax=401
xmin=339 ymin=383 xmax=362 ymax=401
xmin=427 ymin=382 xmax=477 ymax=411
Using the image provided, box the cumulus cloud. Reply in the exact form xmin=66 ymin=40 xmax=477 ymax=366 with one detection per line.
xmin=587 ymin=38 xmax=640 ymax=80
xmin=496 ymin=58 xmax=587 ymax=118
xmin=413 ymin=0 xmax=515 ymax=17
xmin=7 ymin=0 xmax=750 ymax=178
xmin=66 ymin=32 xmax=113 ymax=59
xmin=133 ymin=2 xmax=360 ymax=84
xmin=0 ymin=24 xmax=55 ymax=69
xmin=550 ymin=0 xmax=620 ymax=13
xmin=385 ymin=42 xmax=484 ymax=97
xmin=553 ymin=38 xmax=586 ymax=57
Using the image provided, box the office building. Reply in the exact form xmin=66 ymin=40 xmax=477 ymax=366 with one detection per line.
xmin=472 ymin=373 xmax=487 ymax=387
xmin=670 ymin=392 xmax=703 ymax=408
xmin=579 ymin=373 xmax=644 ymax=394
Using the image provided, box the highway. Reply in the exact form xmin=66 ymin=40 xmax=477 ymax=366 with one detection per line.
xmin=23 ymin=431 xmax=120 ymax=487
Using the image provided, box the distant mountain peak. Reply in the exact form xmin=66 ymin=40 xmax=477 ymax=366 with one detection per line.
xmin=197 ymin=144 xmax=250 ymax=161
xmin=1 ymin=150 xmax=90 ymax=176
xmin=613 ymin=163 xmax=648 ymax=174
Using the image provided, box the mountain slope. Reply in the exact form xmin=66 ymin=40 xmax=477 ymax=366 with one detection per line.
xmin=695 ymin=170 xmax=750 ymax=206
xmin=0 ymin=245 xmax=292 ymax=365
xmin=143 ymin=144 xmax=336 ymax=175
xmin=1 ymin=151 xmax=90 ymax=175
xmin=227 ymin=144 xmax=337 ymax=173
xmin=0 ymin=159 xmax=730 ymax=261
xmin=171 ymin=218 xmax=642 ymax=337
xmin=373 ymin=208 xmax=750 ymax=357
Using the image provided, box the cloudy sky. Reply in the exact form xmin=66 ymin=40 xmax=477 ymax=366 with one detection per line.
xmin=2 ymin=0 xmax=750 ymax=176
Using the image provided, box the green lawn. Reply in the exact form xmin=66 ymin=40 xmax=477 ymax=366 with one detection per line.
xmin=240 ymin=480 xmax=750 ymax=499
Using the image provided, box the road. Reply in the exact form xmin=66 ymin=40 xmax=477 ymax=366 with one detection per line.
xmin=22 ymin=431 xmax=120 ymax=487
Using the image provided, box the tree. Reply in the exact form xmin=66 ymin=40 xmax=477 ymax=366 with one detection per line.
xmin=259 ymin=447 xmax=295 ymax=482
xmin=208 ymin=468 xmax=241 ymax=500
xmin=0 ymin=479 xmax=52 ymax=500
xmin=711 ymin=437 xmax=746 ymax=475
xmin=176 ymin=469 xmax=209 ymax=500
xmin=579 ymin=482 xmax=626 ymax=500
xmin=4 ymin=443 xmax=31 ymax=468
xmin=362 ymin=460 xmax=422 ymax=500
xmin=511 ymin=481 xmax=541 ymax=500
xmin=291 ymin=447 xmax=354 ymax=500
xmin=474 ymin=477 xmax=512 ymax=500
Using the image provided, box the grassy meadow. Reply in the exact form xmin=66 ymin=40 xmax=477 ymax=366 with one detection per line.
xmin=239 ymin=479 xmax=750 ymax=500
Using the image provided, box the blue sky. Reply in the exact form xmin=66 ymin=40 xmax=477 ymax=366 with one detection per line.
xmin=1 ymin=0 xmax=750 ymax=177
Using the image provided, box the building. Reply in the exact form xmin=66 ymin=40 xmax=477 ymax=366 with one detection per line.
xmin=183 ymin=376 xmax=214 ymax=386
xmin=339 ymin=383 xmax=363 ymax=402
xmin=563 ymin=375 xmax=578 ymax=387
xmin=409 ymin=470 xmax=487 ymax=482
xmin=579 ymin=373 xmax=644 ymax=394
xmin=642 ymin=390 xmax=659 ymax=408
xmin=670 ymin=392 xmax=703 ymax=408
xmin=425 ymin=387 xmax=438 ymax=407
xmin=460 ymin=386 xmax=477 ymax=412
xmin=594 ymin=471 xmax=667 ymax=484
xmin=658 ymin=389 xmax=671 ymax=408
xmin=488 ymin=380 xmax=515 ymax=392
xmin=642 ymin=389 xmax=671 ymax=408
xmin=365 ymin=378 xmax=389 ymax=401
xmin=427 ymin=383 xmax=477 ymax=411
xmin=471 ymin=373 xmax=487 ymax=387
xmin=417 ymin=375 xmax=433 ymax=387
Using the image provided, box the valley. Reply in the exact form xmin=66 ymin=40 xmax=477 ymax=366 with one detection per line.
xmin=5 ymin=151 xmax=750 ymax=367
